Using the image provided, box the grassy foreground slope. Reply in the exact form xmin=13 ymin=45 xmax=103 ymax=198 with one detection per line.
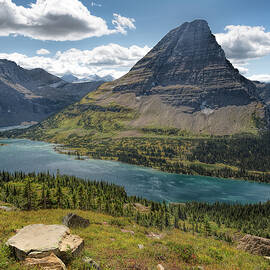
xmin=0 ymin=171 xmax=270 ymax=269
xmin=1 ymin=208 xmax=270 ymax=270
xmin=4 ymin=84 xmax=270 ymax=183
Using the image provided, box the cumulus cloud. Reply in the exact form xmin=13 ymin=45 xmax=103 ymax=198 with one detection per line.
xmin=0 ymin=0 xmax=135 ymax=41
xmin=36 ymin=48 xmax=50 ymax=55
xmin=112 ymin=13 xmax=136 ymax=35
xmin=0 ymin=43 xmax=151 ymax=79
xmin=215 ymin=25 xmax=270 ymax=61
xmin=247 ymin=74 xmax=270 ymax=83
xmin=215 ymin=25 xmax=270 ymax=77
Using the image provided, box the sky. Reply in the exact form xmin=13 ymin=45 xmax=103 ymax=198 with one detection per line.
xmin=0 ymin=0 xmax=270 ymax=81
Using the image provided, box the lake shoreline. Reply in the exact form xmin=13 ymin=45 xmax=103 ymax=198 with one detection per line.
xmin=1 ymin=133 xmax=270 ymax=184
xmin=52 ymin=142 xmax=270 ymax=185
xmin=1 ymin=138 xmax=270 ymax=204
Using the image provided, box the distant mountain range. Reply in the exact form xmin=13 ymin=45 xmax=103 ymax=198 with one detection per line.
xmin=0 ymin=59 xmax=104 ymax=127
xmin=61 ymin=73 xmax=114 ymax=83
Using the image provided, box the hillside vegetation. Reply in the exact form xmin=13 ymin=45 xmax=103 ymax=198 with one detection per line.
xmin=3 ymin=92 xmax=270 ymax=183
xmin=0 ymin=171 xmax=270 ymax=269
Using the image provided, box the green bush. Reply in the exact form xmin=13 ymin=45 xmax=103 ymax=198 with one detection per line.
xmin=207 ymin=247 xmax=224 ymax=262
xmin=167 ymin=241 xmax=197 ymax=263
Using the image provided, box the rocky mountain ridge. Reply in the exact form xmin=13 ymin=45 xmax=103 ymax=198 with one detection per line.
xmin=3 ymin=19 xmax=269 ymax=134
xmin=0 ymin=59 xmax=103 ymax=127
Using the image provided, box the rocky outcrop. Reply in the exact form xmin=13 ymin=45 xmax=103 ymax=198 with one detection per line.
xmin=6 ymin=224 xmax=84 ymax=261
xmin=237 ymin=234 xmax=270 ymax=256
xmin=62 ymin=213 xmax=90 ymax=228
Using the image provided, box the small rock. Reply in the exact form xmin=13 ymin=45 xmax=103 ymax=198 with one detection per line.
xmin=82 ymin=257 xmax=101 ymax=270
xmin=121 ymin=229 xmax=135 ymax=235
xmin=157 ymin=264 xmax=164 ymax=270
xmin=62 ymin=213 xmax=90 ymax=228
xmin=138 ymin=244 xmax=144 ymax=249
xmin=264 ymin=256 xmax=270 ymax=260
xmin=24 ymin=253 xmax=66 ymax=270
xmin=147 ymin=232 xmax=163 ymax=239
xmin=0 ymin=205 xmax=18 ymax=211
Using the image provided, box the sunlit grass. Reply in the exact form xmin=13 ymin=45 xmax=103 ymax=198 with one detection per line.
xmin=0 ymin=209 xmax=269 ymax=269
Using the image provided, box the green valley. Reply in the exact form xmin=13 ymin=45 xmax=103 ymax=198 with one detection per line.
xmin=4 ymin=92 xmax=270 ymax=183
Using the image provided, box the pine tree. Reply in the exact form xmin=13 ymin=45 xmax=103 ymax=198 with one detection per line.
xmin=23 ymin=177 xmax=36 ymax=210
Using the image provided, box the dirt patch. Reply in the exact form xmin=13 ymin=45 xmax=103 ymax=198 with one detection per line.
xmin=115 ymin=130 xmax=143 ymax=138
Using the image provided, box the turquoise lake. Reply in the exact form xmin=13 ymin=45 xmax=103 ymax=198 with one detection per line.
xmin=0 ymin=138 xmax=270 ymax=203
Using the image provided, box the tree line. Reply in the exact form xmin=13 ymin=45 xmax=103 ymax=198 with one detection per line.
xmin=1 ymin=171 xmax=269 ymax=239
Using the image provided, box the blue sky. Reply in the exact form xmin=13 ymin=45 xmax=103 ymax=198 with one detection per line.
xmin=0 ymin=0 xmax=270 ymax=81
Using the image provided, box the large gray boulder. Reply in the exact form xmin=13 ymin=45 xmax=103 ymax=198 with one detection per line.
xmin=6 ymin=224 xmax=84 ymax=261
xmin=62 ymin=213 xmax=90 ymax=228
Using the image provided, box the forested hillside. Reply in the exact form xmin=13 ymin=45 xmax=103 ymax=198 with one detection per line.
xmin=1 ymin=171 xmax=270 ymax=238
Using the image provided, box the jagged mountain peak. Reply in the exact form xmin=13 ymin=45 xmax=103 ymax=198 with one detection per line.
xmin=110 ymin=19 xmax=258 ymax=110
xmin=61 ymin=73 xmax=79 ymax=83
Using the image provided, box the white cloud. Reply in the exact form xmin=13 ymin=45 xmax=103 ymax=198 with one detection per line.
xmin=235 ymin=65 xmax=249 ymax=75
xmin=215 ymin=25 xmax=270 ymax=61
xmin=247 ymin=74 xmax=270 ymax=83
xmin=0 ymin=0 xmax=135 ymax=41
xmin=36 ymin=48 xmax=50 ymax=55
xmin=112 ymin=13 xmax=136 ymax=35
xmin=0 ymin=43 xmax=151 ymax=79
xmin=91 ymin=2 xmax=102 ymax=7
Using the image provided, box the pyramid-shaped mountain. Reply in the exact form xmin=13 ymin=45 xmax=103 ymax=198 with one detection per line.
xmin=113 ymin=20 xmax=257 ymax=107
xmin=92 ymin=19 xmax=266 ymax=134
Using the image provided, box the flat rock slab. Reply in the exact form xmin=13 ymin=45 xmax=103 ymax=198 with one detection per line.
xmin=24 ymin=253 xmax=66 ymax=270
xmin=6 ymin=224 xmax=83 ymax=261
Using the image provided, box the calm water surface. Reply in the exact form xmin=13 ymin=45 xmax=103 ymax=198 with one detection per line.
xmin=0 ymin=139 xmax=270 ymax=203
